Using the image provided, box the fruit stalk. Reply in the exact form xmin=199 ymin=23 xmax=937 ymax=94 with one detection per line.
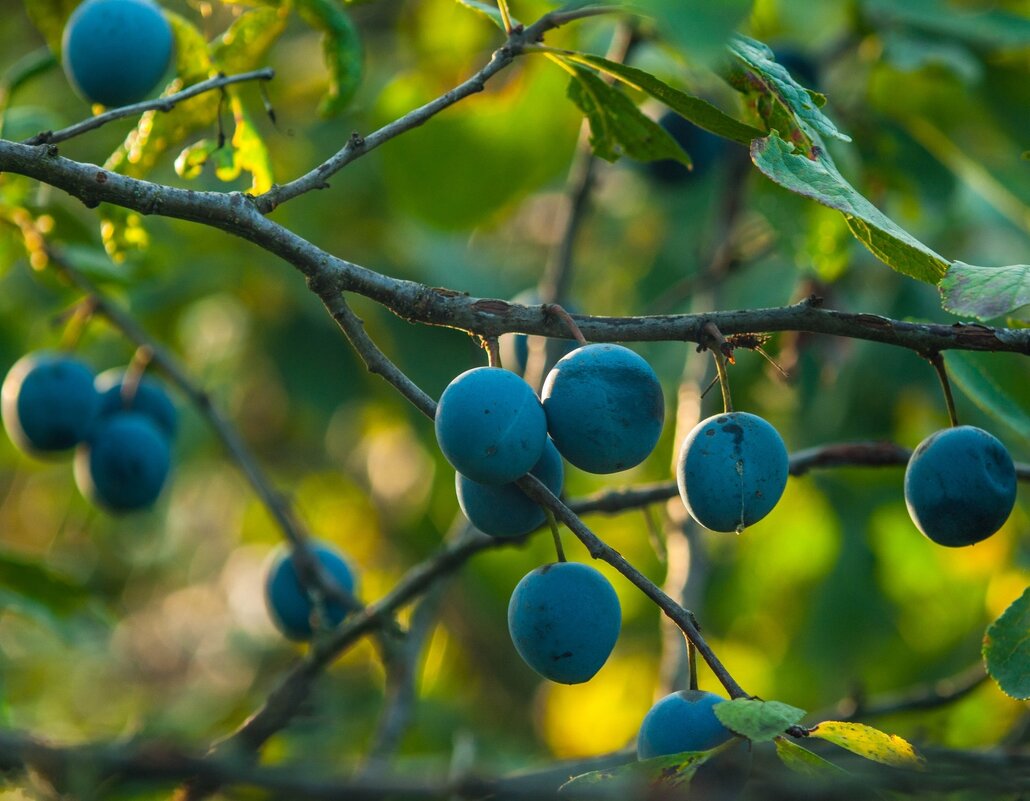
xmin=926 ymin=351 xmax=960 ymax=427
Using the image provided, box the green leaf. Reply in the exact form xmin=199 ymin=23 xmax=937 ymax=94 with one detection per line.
xmin=453 ymin=0 xmax=509 ymax=29
xmin=559 ymin=744 xmax=728 ymax=796
xmin=940 ymin=262 xmax=1030 ymax=322
xmin=984 ymin=586 xmax=1030 ymax=700
xmin=947 ymin=351 xmax=1030 ymax=440
xmin=650 ymin=0 xmax=753 ymax=67
xmin=728 ymin=35 xmax=850 ymax=149
xmin=22 ymin=0 xmax=79 ymax=57
xmin=0 ymin=549 xmax=95 ymax=622
xmin=174 ymin=138 xmax=221 ymax=181
xmin=297 ymin=0 xmax=364 ymax=117
xmin=751 ymin=134 xmax=949 ymax=284
xmin=863 ymin=0 xmax=1030 ymax=50
xmin=713 ymin=699 xmax=806 ymax=742
xmin=556 ymin=53 xmax=764 ymax=144
xmin=809 ymin=721 xmax=926 ymax=769
xmin=775 ymin=737 xmax=849 ymax=778
xmin=565 ymin=65 xmax=691 ymax=166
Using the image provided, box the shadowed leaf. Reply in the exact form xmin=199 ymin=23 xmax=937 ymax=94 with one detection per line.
xmin=984 ymin=586 xmax=1030 ymax=700
xmin=714 ymin=699 xmax=806 ymax=742
xmin=941 ymin=262 xmax=1030 ymax=322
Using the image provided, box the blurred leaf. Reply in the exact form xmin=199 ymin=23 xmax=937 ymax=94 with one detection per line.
xmin=751 ymin=134 xmax=950 ymax=283
xmin=169 ymin=10 xmax=216 ymax=86
xmin=880 ymin=31 xmax=983 ymax=84
xmin=453 ymin=0 xmax=509 ymax=29
xmin=863 ymin=0 xmax=1030 ymax=50
xmin=0 ymin=105 xmax=63 ymax=142
xmin=0 ymin=549 xmax=94 ymax=621
xmin=297 ymin=0 xmax=364 ymax=117
xmin=728 ymin=35 xmax=850 ymax=153
xmin=220 ymin=97 xmax=274 ymax=194
xmin=58 ymin=243 xmax=131 ymax=282
xmin=174 ymin=138 xmax=221 ymax=180
xmin=940 ymin=262 xmax=1030 ymax=322
xmin=557 ymin=53 xmax=763 ymax=144
xmin=983 ymin=586 xmax=1030 ymax=700
xmin=650 ymin=0 xmax=753 ymax=67
xmin=775 ymin=737 xmax=849 ymax=778
xmin=714 ymin=699 xmax=806 ymax=742
xmin=211 ymin=6 xmax=288 ymax=75
xmin=947 ymin=351 xmax=1030 ymax=440
xmin=22 ymin=0 xmax=79 ymax=57
xmin=0 ymin=47 xmax=57 ymax=112
xmin=560 ymin=745 xmax=727 ymax=795
xmin=565 ymin=64 xmax=690 ymax=165
xmin=809 ymin=721 xmax=926 ymax=768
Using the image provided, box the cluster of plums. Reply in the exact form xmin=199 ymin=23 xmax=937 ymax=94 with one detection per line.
xmin=1 ymin=352 xmax=176 ymax=512
xmin=62 ymin=0 xmax=174 ymax=107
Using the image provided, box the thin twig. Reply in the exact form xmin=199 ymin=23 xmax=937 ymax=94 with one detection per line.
xmin=831 ymin=663 xmax=989 ymax=721
xmin=23 ymin=69 xmax=275 ymax=146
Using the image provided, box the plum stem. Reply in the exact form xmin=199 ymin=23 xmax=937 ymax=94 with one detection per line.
xmin=483 ymin=336 xmax=501 ymax=368
xmin=926 ymin=351 xmax=959 ymax=427
xmin=57 ymin=296 xmax=97 ymax=351
xmin=688 ymin=639 xmax=698 ymax=691
xmin=545 ymin=304 xmax=588 ymax=346
xmin=546 ymin=510 xmax=567 ymax=562
xmin=121 ymin=345 xmax=154 ymax=408
xmin=703 ymin=322 xmax=734 ymax=413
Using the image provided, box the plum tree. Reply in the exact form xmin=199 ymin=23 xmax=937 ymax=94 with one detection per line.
xmin=507 ymin=561 xmax=621 ymax=685
xmin=95 ymin=369 xmax=178 ymax=439
xmin=62 ymin=0 xmax=174 ymax=107
xmin=74 ymin=411 xmax=171 ymax=511
xmin=637 ymin=690 xmax=735 ymax=759
xmin=456 ymin=438 xmax=564 ymax=538
xmin=677 ymin=412 xmax=789 ymax=533
xmin=904 ymin=426 xmax=1017 ymax=547
xmin=435 ymin=367 xmax=547 ymax=485
xmin=541 ymin=344 xmax=664 ymax=474
xmin=264 ymin=543 xmax=357 ymax=642
xmin=1 ymin=352 xmax=101 ymax=455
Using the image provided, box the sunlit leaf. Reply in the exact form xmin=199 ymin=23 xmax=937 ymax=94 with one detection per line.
xmin=565 ymin=64 xmax=691 ymax=165
xmin=228 ymin=97 xmax=274 ymax=194
xmin=775 ymin=736 xmax=849 ymax=778
xmin=174 ymin=138 xmax=221 ymax=181
xmin=809 ymin=721 xmax=926 ymax=768
xmin=947 ymin=351 xmax=1030 ymax=440
xmin=559 ymin=743 xmax=729 ymax=795
xmin=940 ymin=262 xmax=1030 ymax=322
xmin=984 ymin=586 xmax=1030 ymax=701
xmin=714 ymin=699 xmax=806 ymax=742
xmin=751 ymin=134 xmax=949 ymax=284
xmin=556 ymin=53 xmax=763 ymax=144
xmin=297 ymin=0 xmax=364 ymax=117
xmin=210 ymin=6 xmax=288 ymax=76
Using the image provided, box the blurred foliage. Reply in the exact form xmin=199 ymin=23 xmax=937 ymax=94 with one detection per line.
xmin=0 ymin=0 xmax=1026 ymax=794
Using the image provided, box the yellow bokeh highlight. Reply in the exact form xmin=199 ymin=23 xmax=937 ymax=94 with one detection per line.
xmin=538 ymin=652 xmax=655 ymax=758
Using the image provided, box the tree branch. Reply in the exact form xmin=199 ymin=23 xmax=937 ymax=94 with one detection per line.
xmin=1 ymin=140 xmax=1026 ymax=356
xmin=23 ymin=69 xmax=275 ymax=147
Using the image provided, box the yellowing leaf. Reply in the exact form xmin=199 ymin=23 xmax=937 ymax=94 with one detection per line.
xmin=809 ymin=721 xmax=925 ymax=769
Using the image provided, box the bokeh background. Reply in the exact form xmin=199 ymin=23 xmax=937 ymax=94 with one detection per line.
xmin=0 ymin=0 xmax=1026 ymax=785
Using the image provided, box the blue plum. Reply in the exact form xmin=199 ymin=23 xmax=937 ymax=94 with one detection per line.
xmin=456 ymin=438 xmax=564 ymax=538
xmin=62 ymin=0 xmax=174 ymax=107
xmin=95 ymin=369 xmax=177 ymax=439
xmin=637 ymin=690 xmax=735 ymax=759
xmin=435 ymin=367 xmax=547 ymax=485
xmin=1 ymin=352 xmax=101 ymax=455
xmin=507 ymin=561 xmax=621 ymax=684
xmin=75 ymin=411 xmax=171 ymax=511
xmin=904 ymin=426 xmax=1016 ymax=547
xmin=541 ymin=344 xmax=664 ymax=474
xmin=264 ymin=543 xmax=357 ymax=641
xmin=677 ymin=412 xmax=789 ymax=533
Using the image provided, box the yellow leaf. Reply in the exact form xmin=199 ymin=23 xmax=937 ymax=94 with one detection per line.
xmin=809 ymin=721 xmax=925 ymax=769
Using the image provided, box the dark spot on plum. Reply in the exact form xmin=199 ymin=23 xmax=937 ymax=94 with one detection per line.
xmin=553 ymin=651 xmax=573 ymax=661
xmin=705 ymin=429 xmax=715 ymax=437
